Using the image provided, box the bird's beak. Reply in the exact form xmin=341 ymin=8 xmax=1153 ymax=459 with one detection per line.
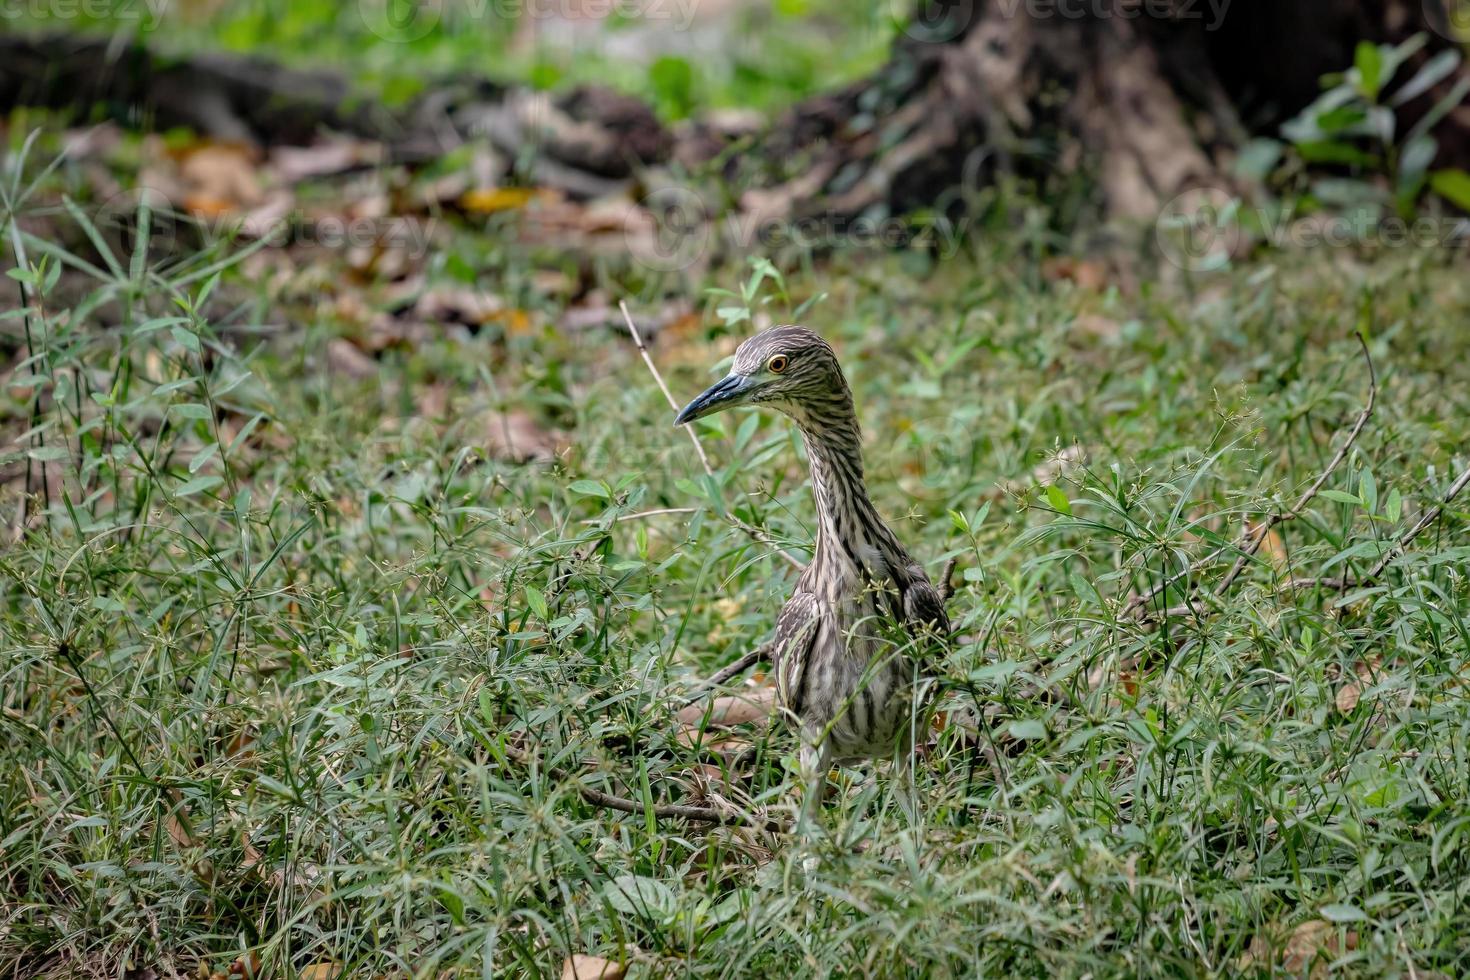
xmin=674 ymin=373 xmax=754 ymax=426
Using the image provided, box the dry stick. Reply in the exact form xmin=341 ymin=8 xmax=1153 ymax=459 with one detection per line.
xmin=676 ymin=641 xmax=774 ymax=709
xmin=1364 ymin=463 xmax=1470 ymax=579
xmin=618 ymin=300 xmax=803 ymax=572
xmin=1212 ymin=334 xmax=1375 ymax=597
xmin=1286 ymin=461 xmax=1470 ymax=592
xmin=1129 ymin=335 xmax=1376 ymax=621
xmin=503 ymin=743 xmax=761 ymax=827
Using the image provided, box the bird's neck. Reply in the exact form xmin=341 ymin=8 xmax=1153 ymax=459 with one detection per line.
xmin=790 ymin=405 xmax=908 ymax=585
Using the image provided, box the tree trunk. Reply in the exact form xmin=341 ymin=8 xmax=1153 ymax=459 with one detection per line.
xmin=731 ymin=0 xmax=1470 ymax=227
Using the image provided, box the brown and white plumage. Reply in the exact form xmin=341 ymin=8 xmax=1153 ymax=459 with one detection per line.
xmin=675 ymin=326 xmax=948 ymax=780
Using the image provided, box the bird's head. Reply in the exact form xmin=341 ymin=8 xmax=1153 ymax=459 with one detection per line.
xmin=674 ymin=325 xmax=847 ymax=426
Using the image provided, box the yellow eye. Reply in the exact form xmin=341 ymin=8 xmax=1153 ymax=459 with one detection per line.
xmin=767 ymin=354 xmax=789 ymax=374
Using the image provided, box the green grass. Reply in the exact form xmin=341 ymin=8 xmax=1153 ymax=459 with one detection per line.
xmin=3 ymin=137 xmax=1470 ymax=978
xmin=9 ymin=0 xmax=896 ymax=119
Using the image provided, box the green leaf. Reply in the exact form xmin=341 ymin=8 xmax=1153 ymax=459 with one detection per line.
xmin=1429 ymin=169 xmax=1470 ymax=211
xmin=189 ymin=444 xmax=220 ymax=474
xmin=1360 ymin=470 xmax=1378 ymax=515
xmin=1295 ymin=140 xmax=1379 ymax=168
xmin=648 ymin=56 xmax=694 ymax=118
xmin=1321 ymin=903 xmax=1367 ymax=923
xmin=1321 ymin=490 xmax=1362 ymax=505
xmin=525 ymin=586 xmax=548 ymax=619
xmin=1355 ymin=41 xmax=1384 ymax=99
xmin=1007 ymin=719 xmax=1047 ymax=741
xmin=568 ymin=480 xmax=610 ymax=499
xmin=1233 ymin=138 xmax=1284 ymax=182
xmin=604 ymin=875 xmax=676 ymax=919
xmin=1044 ymin=484 xmax=1072 ymax=516
xmin=1385 ymin=487 xmax=1402 ymax=523
xmin=175 ymin=475 xmax=223 ymax=497
xmin=170 ymin=325 xmax=200 ymax=353
xmin=172 ymin=403 xmax=213 ymax=421
xmin=1397 ymin=135 xmax=1438 ymax=186
xmin=1391 ymin=48 xmax=1461 ymax=107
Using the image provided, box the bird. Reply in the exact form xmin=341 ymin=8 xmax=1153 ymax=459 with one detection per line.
xmin=674 ymin=325 xmax=949 ymax=826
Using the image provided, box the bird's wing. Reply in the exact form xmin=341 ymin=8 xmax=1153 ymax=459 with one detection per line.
xmin=772 ymin=590 xmax=822 ymax=714
xmin=902 ymin=576 xmax=950 ymax=641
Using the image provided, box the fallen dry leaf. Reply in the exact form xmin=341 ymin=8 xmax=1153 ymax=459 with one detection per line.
xmin=226 ymin=952 xmax=262 ymax=979
xmin=415 ymin=382 xmax=450 ymax=420
xmin=460 ymin=186 xmax=546 ymax=214
xmin=1241 ymin=919 xmax=1360 ymax=975
xmin=675 ymin=689 xmax=776 ymax=750
xmin=326 ymin=338 xmax=379 ymax=380
xmin=415 ymin=285 xmax=506 ymax=327
xmin=1042 ymin=256 xmax=1108 ymax=291
xmin=271 ymin=139 xmax=381 ymax=183
xmin=296 ymin=963 xmax=342 ymax=980
xmin=675 ymin=689 xmax=776 ymax=729
xmin=1283 ymin=919 xmax=1356 ymax=975
xmin=1335 ymin=655 xmax=1385 ymax=715
xmin=483 ymin=409 xmax=564 ymax=464
xmin=561 ymin=955 xmax=626 ymax=980
xmin=177 ymin=141 xmax=265 ymax=213
xmin=1244 ymin=518 xmax=1289 ymax=574
xmin=1071 ymin=312 xmax=1121 ymax=340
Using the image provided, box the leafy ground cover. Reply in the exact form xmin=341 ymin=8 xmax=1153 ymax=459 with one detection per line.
xmin=3 ymin=111 xmax=1469 ymax=977
xmin=6 ymin=0 xmax=895 ymax=118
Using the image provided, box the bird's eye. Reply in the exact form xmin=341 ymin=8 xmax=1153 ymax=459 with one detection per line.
xmin=767 ymin=354 xmax=789 ymax=374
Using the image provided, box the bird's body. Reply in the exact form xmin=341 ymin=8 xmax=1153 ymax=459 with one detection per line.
xmin=676 ymin=326 xmax=948 ymax=774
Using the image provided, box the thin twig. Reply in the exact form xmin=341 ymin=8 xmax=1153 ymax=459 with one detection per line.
xmin=620 ymin=299 xmax=716 ymax=475
xmin=1128 ymin=334 xmax=1376 ymax=620
xmin=676 ymin=641 xmax=773 ymax=709
xmin=618 ymin=300 xmax=803 ymax=571
xmin=1363 ymin=463 xmax=1470 ymax=581
xmin=1284 ymin=460 xmax=1470 ymax=592
xmin=1212 ymin=334 xmax=1375 ymax=597
xmin=503 ymin=743 xmax=763 ymax=827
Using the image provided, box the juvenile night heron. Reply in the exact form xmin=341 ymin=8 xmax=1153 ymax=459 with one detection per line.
xmin=675 ymin=325 xmax=949 ymax=822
